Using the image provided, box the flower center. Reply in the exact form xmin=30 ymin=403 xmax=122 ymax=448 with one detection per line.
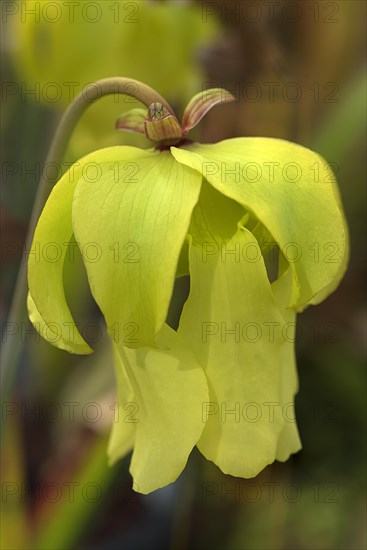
xmin=155 ymin=138 xmax=194 ymax=152
xmin=115 ymin=87 xmax=235 ymax=145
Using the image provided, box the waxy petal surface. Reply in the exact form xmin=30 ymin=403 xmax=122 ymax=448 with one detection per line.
xmin=110 ymin=324 xmax=208 ymax=494
xmin=72 ymin=150 xmax=202 ymax=347
xmin=178 ymin=183 xmax=298 ymax=477
xmin=28 ymin=147 xmax=142 ymax=353
xmin=172 ymin=138 xmax=348 ymax=309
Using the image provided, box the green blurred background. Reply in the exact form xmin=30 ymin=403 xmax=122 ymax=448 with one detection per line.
xmin=1 ymin=1 xmax=366 ymax=549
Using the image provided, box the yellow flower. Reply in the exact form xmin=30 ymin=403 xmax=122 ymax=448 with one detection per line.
xmin=28 ymin=87 xmax=348 ymax=494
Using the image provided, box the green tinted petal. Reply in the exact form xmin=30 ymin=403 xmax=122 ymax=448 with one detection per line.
xmin=178 ymin=183 xmax=297 ymax=478
xmin=72 ymin=151 xmax=202 ymax=348
xmin=107 ymin=343 xmax=136 ymax=465
xmin=171 ymin=138 xmax=348 ymax=309
xmin=27 ymin=291 xmax=86 ymax=354
xmin=271 ymin=271 xmax=302 ymax=461
xmin=309 ymin=206 xmax=349 ymax=306
xmin=28 ymin=146 xmax=144 ymax=354
xmin=176 ymin=239 xmax=190 ymax=278
xmin=27 ymin=292 xmax=43 ymax=333
xmin=112 ymin=325 xmax=208 ymax=494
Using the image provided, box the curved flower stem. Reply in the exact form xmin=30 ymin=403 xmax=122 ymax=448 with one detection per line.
xmin=0 ymin=77 xmax=174 ymax=403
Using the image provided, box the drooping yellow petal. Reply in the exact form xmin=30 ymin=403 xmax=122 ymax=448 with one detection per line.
xmin=171 ymin=138 xmax=348 ymax=309
xmin=110 ymin=324 xmax=208 ymax=494
xmin=26 ymin=291 xmax=87 ymax=354
xmin=176 ymin=239 xmax=190 ymax=278
xmin=107 ymin=343 xmax=136 ymax=466
xmin=72 ymin=150 xmax=202 ymax=348
xmin=28 ymin=146 xmax=145 ymax=353
xmin=178 ymin=182 xmax=298 ymax=477
xmin=271 ymin=270 xmax=302 ymax=461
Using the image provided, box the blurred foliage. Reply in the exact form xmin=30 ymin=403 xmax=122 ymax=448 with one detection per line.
xmin=3 ymin=0 xmax=218 ymax=220
xmin=9 ymin=0 xmax=218 ymax=155
xmin=1 ymin=0 xmax=366 ymax=549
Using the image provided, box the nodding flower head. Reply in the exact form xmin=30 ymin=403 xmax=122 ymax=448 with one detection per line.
xmin=28 ymin=83 xmax=348 ymax=494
